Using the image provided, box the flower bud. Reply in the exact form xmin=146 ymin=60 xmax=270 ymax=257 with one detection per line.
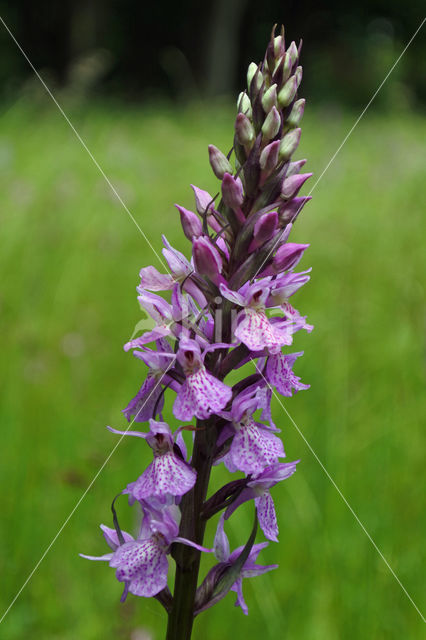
xmin=272 ymin=242 xmax=309 ymax=273
xmin=261 ymin=106 xmax=281 ymax=141
xmin=279 ymin=196 xmax=312 ymax=224
xmin=281 ymin=172 xmax=312 ymax=199
xmin=287 ymin=41 xmax=298 ymax=68
xmin=287 ymin=158 xmax=307 ymax=177
xmin=280 ymin=52 xmax=291 ymax=83
xmin=221 ymin=172 xmax=244 ymax=210
xmin=251 ymin=67 xmax=264 ymax=94
xmin=259 ymin=140 xmax=280 ymax=173
xmin=249 ymin=211 xmax=278 ymax=251
xmin=295 ymin=65 xmax=303 ymax=88
xmin=175 ymin=204 xmax=203 ymax=241
xmin=192 ymin=236 xmax=222 ymax=281
xmin=287 ymin=98 xmax=305 ymax=128
xmin=235 ymin=112 xmax=255 ymax=148
xmin=237 ymin=91 xmax=252 ymax=117
xmin=279 ymin=127 xmax=301 ymax=160
xmin=208 ymin=144 xmax=233 ymax=179
xmin=273 ymin=53 xmax=285 ymax=78
xmin=261 ymin=84 xmax=277 ymax=113
xmin=247 ymin=62 xmax=258 ymax=90
xmin=191 ymin=184 xmax=222 ymax=232
xmin=274 ymin=35 xmax=284 ymax=58
xmin=278 ymin=75 xmax=298 ymax=107
xmin=191 ymin=184 xmax=214 ymax=215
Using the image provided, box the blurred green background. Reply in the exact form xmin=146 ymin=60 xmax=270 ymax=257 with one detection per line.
xmin=0 ymin=3 xmax=425 ymax=640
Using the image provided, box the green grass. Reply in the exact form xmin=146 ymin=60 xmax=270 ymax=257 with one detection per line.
xmin=0 ymin=98 xmax=424 ymax=640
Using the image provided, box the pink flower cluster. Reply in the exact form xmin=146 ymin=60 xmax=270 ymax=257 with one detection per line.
xmin=82 ymin=25 xmax=313 ymax=622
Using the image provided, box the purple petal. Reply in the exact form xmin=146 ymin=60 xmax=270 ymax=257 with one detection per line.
xmin=266 ymin=352 xmax=310 ymax=396
xmin=213 ymin=514 xmax=230 ymax=562
xmin=107 ymin=425 xmax=148 ymax=439
xmin=110 ymin=540 xmax=169 ymax=597
xmin=174 ymin=537 xmax=213 ymax=553
xmin=131 ymin=454 xmax=196 ymax=500
xmin=255 ymin=493 xmax=279 ymax=542
xmin=219 ymin=282 xmax=245 ymax=306
xmin=100 ymin=524 xmax=134 ymax=551
xmin=230 ymin=423 xmax=285 ymax=474
xmin=162 ymin=236 xmax=192 ymax=279
xmin=235 ymin=309 xmax=292 ymax=354
xmin=247 ymin=461 xmax=299 ymax=490
xmin=122 ymin=375 xmax=164 ymax=422
xmin=80 ymin=552 xmax=113 ymax=562
xmin=173 ymin=370 xmax=232 ymax=421
xmin=139 ymin=266 xmax=174 ymax=291
xmin=231 ymin=578 xmax=249 ymax=615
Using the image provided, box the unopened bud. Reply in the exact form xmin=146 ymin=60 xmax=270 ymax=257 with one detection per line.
xmin=278 ymin=75 xmax=298 ymax=107
xmin=272 ymin=242 xmax=309 ymax=273
xmin=261 ymin=106 xmax=281 ymax=140
xmin=260 ymin=140 xmax=280 ymax=173
xmin=280 ymin=52 xmax=291 ymax=83
xmin=237 ymin=91 xmax=252 ymax=117
xmin=287 ymin=158 xmax=307 ymax=177
xmin=208 ymin=144 xmax=233 ymax=179
xmin=273 ymin=54 xmax=285 ymax=78
xmin=287 ymin=41 xmax=299 ymax=68
xmin=274 ymin=35 xmax=284 ymax=58
xmin=221 ymin=172 xmax=244 ymax=210
xmin=191 ymin=184 xmax=222 ymax=232
xmin=247 ymin=62 xmax=258 ymax=90
xmin=235 ymin=112 xmax=255 ymax=148
xmin=281 ymin=172 xmax=312 ymax=199
xmin=250 ymin=211 xmax=278 ymax=251
xmin=251 ymin=67 xmax=264 ymax=94
xmin=295 ymin=66 xmax=303 ymax=88
xmin=262 ymin=84 xmax=278 ymax=113
xmin=287 ymin=98 xmax=305 ymax=128
xmin=191 ymin=184 xmax=214 ymax=215
xmin=279 ymin=127 xmax=301 ymax=160
xmin=175 ymin=204 xmax=203 ymax=241
xmin=192 ymin=236 xmax=222 ymax=282
xmin=279 ymin=196 xmax=312 ymax=224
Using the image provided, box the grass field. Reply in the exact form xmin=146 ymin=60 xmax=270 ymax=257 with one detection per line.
xmin=0 ymin=97 xmax=425 ymax=639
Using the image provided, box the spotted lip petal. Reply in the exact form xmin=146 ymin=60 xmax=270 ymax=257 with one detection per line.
xmin=173 ymin=368 xmax=232 ymax=420
xmin=129 ymin=453 xmax=197 ymax=500
xmin=229 ymin=421 xmax=285 ymax=475
xmin=235 ymin=308 xmax=293 ymax=354
xmin=255 ymin=492 xmax=278 ymax=542
xmin=266 ymin=351 xmax=310 ymax=396
xmin=110 ymin=540 xmax=169 ymax=598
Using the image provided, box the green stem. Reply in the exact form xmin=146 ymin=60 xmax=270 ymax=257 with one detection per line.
xmin=165 ymin=419 xmax=215 ymax=640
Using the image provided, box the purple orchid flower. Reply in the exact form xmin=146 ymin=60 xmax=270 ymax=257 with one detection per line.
xmin=107 ymin=419 xmax=196 ymax=500
xmin=220 ymin=280 xmax=301 ymax=354
xmin=214 ymin=515 xmax=278 ymax=615
xmin=266 ymin=351 xmax=310 ymax=397
xmin=173 ymin=337 xmax=232 ymax=420
xmin=224 ymin=461 xmax=299 ymax=541
xmin=137 ymin=236 xmax=207 ymax=308
xmin=122 ymin=340 xmax=176 ymax=422
xmin=218 ymin=386 xmax=285 ymax=475
xmin=81 ymin=503 xmax=211 ymax=601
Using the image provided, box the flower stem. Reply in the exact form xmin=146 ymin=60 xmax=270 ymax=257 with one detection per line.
xmin=166 ymin=419 xmax=215 ymax=640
